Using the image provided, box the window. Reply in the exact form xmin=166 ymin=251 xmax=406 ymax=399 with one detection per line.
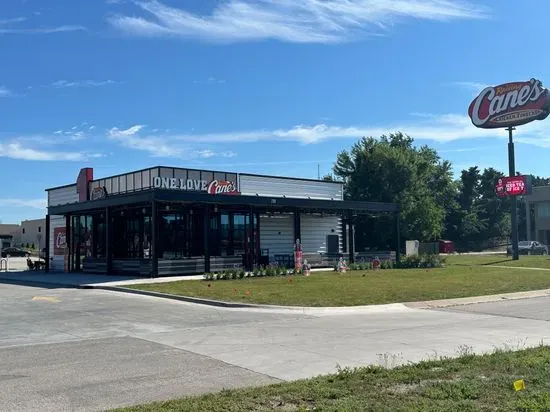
xmin=38 ymin=226 xmax=41 ymax=233
xmin=537 ymin=202 xmax=550 ymax=218
xmin=22 ymin=228 xmax=25 ymax=234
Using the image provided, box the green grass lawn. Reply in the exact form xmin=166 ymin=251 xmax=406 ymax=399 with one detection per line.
xmin=446 ymin=254 xmax=550 ymax=269
xmin=113 ymin=346 xmax=550 ymax=412
xmin=127 ymin=264 xmax=550 ymax=307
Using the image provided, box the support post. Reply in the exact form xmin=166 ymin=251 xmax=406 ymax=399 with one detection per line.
xmin=65 ymin=214 xmax=71 ymax=272
xmin=525 ymin=200 xmax=532 ymax=241
xmin=45 ymin=214 xmax=50 ymax=272
xmin=151 ymin=201 xmax=158 ymax=277
xmin=106 ymin=207 xmax=113 ymax=274
xmin=508 ymin=126 xmax=519 ymax=260
xmin=396 ymin=211 xmax=401 ymax=264
xmin=347 ymin=210 xmax=355 ymax=264
xmin=204 ymin=205 xmax=210 ymax=273
xmin=293 ymin=209 xmax=301 ymax=244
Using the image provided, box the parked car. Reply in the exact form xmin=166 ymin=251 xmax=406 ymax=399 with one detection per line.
xmin=1 ymin=247 xmax=31 ymax=258
xmin=507 ymin=241 xmax=548 ymax=256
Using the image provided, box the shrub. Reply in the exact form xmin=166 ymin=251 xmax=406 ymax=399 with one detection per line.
xmin=238 ymin=270 xmax=245 ymax=279
xmin=266 ymin=265 xmax=275 ymax=277
xmin=253 ymin=267 xmax=259 ymax=277
xmin=203 ymin=273 xmax=213 ymax=281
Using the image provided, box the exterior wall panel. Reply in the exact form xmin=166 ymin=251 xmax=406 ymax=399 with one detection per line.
xmin=48 ymin=185 xmax=78 ymax=207
xmin=259 ymin=214 xmax=294 ymax=258
xmin=301 ymin=215 xmax=342 ymax=254
xmin=239 ymin=175 xmax=343 ymax=200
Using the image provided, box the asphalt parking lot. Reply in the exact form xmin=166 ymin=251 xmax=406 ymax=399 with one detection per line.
xmin=1 ymin=281 xmax=550 ymax=411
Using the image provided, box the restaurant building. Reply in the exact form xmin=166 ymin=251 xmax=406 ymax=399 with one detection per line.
xmin=45 ymin=166 xmax=399 ymax=276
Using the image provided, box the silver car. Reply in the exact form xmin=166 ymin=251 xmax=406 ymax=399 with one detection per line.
xmin=507 ymin=241 xmax=549 ymax=256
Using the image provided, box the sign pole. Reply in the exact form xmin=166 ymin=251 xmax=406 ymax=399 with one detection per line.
xmin=507 ymin=126 xmax=519 ymax=260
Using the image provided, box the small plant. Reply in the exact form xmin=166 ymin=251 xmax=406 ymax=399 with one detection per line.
xmin=203 ymin=273 xmax=213 ymax=281
xmin=238 ymin=270 xmax=245 ymax=279
xmin=265 ymin=265 xmax=274 ymax=277
xmin=253 ymin=267 xmax=259 ymax=277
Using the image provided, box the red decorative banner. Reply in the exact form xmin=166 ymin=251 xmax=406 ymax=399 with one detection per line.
xmin=54 ymin=227 xmax=67 ymax=255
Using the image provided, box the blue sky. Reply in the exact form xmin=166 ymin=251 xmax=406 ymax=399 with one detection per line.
xmin=1 ymin=0 xmax=550 ymax=223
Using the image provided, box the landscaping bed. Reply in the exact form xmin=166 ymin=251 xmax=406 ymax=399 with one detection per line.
xmin=113 ymin=345 xmax=550 ymax=411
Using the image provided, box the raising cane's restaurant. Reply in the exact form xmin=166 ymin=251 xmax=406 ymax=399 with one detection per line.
xmin=45 ymin=166 xmax=400 ymax=276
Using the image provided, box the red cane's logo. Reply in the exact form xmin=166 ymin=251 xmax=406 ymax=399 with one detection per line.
xmin=56 ymin=232 xmax=66 ymax=248
xmin=468 ymin=79 xmax=550 ymax=129
xmin=207 ymin=180 xmax=240 ymax=195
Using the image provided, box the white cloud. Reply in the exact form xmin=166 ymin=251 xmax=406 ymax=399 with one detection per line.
xmin=0 ymin=25 xmax=86 ymax=35
xmin=0 ymin=141 xmax=100 ymax=161
xmin=193 ymin=77 xmax=226 ymax=85
xmin=106 ymin=113 xmax=550 ymax=153
xmin=50 ymin=79 xmax=119 ymax=88
xmin=0 ymin=17 xmax=28 ymax=25
xmin=0 ymin=198 xmax=46 ymax=210
xmin=107 ymin=0 xmax=487 ymax=44
xmin=108 ymin=125 xmax=145 ymax=137
xmin=195 ymin=149 xmax=236 ymax=158
xmin=0 ymin=86 xmax=12 ymax=97
xmin=107 ymin=125 xmax=239 ymax=158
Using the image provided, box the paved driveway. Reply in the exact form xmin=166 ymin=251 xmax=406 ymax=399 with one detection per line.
xmin=1 ymin=282 xmax=550 ymax=411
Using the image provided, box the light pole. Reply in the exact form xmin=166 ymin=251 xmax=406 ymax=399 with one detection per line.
xmin=507 ymin=126 xmax=519 ymax=261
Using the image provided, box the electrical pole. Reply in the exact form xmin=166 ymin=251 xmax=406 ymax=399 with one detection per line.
xmin=508 ymin=126 xmax=519 ymax=260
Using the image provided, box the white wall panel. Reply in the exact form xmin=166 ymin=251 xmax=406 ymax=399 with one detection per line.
xmin=48 ymin=185 xmax=78 ymax=207
xmin=259 ymin=214 xmax=294 ymax=257
xmin=301 ymin=215 xmax=342 ymax=254
xmin=239 ymin=175 xmax=343 ymax=200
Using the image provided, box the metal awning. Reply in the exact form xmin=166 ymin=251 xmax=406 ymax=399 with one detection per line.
xmin=48 ymin=188 xmax=399 ymax=215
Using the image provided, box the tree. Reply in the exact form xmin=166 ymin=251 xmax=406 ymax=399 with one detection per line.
xmin=333 ymin=132 xmax=456 ymax=249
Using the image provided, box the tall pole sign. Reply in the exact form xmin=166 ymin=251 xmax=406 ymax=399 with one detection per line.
xmin=469 ymin=79 xmax=550 ymax=260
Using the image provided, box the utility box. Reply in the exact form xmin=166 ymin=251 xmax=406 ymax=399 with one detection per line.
xmin=406 ymin=240 xmax=420 ymax=256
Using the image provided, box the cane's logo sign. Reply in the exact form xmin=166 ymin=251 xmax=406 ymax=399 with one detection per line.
xmin=207 ymin=180 xmax=240 ymax=195
xmin=53 ymin=227 xmax=67 ymax=256
xmin=468 ymin=79 xmax=550 ymax=129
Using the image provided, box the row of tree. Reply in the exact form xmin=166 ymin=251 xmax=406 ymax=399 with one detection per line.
xmin=326 ymin=132 xmax=546 ymax=252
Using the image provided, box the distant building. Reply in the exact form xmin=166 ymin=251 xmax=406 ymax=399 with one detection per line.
xmin=525 ymin=186 xmax=550 ymax=244
xmin=0 ymin=224 xmax=21 ymax=250
xmin=21 ymin=218 xmax=46 ymax=250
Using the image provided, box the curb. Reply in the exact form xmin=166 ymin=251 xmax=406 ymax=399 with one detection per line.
xmin=92 ymin=285 xmax=411 ymax=314
xmin=405 ymin=289 xmax=550 ymax=309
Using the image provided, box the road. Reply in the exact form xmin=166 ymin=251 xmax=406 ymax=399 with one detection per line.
xmin=1 ymin=282 xmax=550 ymax=411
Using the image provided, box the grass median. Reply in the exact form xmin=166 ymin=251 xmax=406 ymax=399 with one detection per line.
xmin=446 ymin=254 xmax=550 ymax=269
xmin=126 ymin=264 xmax=550 ymax=307
xmin=113 ymin=345 xmax=550 ymax=412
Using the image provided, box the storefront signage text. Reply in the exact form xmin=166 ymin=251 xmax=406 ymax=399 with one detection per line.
xmin=153 ymin=176 xmax=208 ymax=191
xmin=469 ymin=78 xmax=550 ymax=128
xmin=207 ymin=180 xmax=240 ymax=195
xmin=153 ymin=176 xmax=240 ymax=195
xmin=495 ymin=175 xmax=532 ymax=197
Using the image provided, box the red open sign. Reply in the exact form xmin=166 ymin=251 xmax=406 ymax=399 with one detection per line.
xmin=495 ymin=175 xmax=532 ymax=197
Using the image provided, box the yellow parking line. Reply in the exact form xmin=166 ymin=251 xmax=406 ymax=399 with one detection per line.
xmin=32 ymin=296 xmax=61 ymax=303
